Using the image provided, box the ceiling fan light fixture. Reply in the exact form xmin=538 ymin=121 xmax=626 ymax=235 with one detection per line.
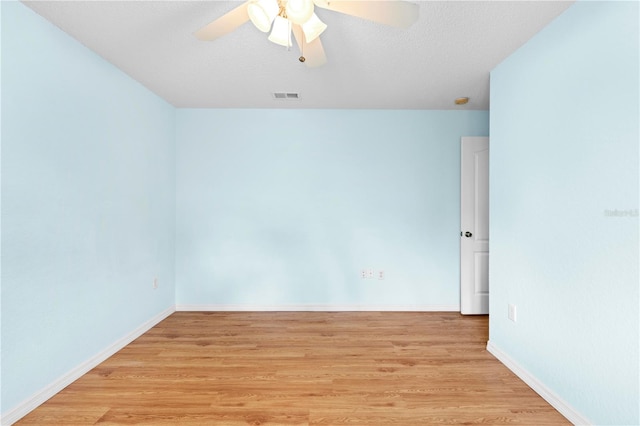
xmin=248 ymin=0 xmax=279 ymax=32
xmin=286 ymin=0 xmax=315 ymax=25
xmin=195 ymin=0 xmax=420 ymax=68
xmin=268 ymin=15 xmax=292 ymax=47
xmin=301 ymin=13 xmax=327 ymax=42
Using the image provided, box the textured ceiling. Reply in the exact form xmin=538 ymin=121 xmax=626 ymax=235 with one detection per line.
xmin=23 ymin=0 xmax=575 ymax=109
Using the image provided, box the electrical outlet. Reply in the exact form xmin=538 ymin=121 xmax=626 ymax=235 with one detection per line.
xmin=360 ymin=269 xmax=375 ymax=279
xmin=378 ymin=270 xmax=385 ymax=280
xmin=508 ymin=304 xmax=517 ymax=322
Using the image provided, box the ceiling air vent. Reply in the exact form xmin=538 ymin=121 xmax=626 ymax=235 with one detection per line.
xmin=272 ymin=92 xmax=300 ymax=100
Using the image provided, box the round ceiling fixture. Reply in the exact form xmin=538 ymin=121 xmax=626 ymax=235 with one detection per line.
xmin=455 ymin=97 xmax=470 ymax=105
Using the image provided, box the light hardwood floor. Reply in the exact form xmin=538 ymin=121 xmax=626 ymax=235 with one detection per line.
xmin=16 ymin=312 xmax=570 ymax=425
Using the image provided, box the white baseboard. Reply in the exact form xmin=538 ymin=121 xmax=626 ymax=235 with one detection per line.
xmin=486 ymin=340 xmax=591 ymax=426
xmin=1 ymin=305 xmax=176 ymax=426
xmin=175 ymin=304 xmax=460 ymax=312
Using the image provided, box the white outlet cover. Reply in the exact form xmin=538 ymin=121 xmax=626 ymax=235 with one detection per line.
xmin=508 ymin=304 xmax=517 ymax=322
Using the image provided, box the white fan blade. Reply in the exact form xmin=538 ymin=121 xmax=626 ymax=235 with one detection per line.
xmin=195 ymin=2 xmax=250 ymax=41
xmin=314 ymin=0 xmax=418 ymax=28
xmin=293 ymin=24 xmax=328 ymax=68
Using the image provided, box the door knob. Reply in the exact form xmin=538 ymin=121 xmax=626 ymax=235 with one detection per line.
xmin=465 ymin=231 xmax=472 ymax=238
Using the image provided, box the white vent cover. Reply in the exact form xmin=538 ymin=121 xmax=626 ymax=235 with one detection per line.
xmin=272 ymin=92 xmax=300 ymax=100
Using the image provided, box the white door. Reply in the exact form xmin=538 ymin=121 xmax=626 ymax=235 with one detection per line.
xmin=460 ymin=137 xmax=489 ymax=315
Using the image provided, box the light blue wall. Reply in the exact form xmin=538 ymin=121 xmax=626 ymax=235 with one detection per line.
xmin=1 ymin=1 xmax=176 ymax=414
xmin=489 ymin=1 xmax=639 ymax=425
xmin=176 ymin=109 xmax=489 ymax=307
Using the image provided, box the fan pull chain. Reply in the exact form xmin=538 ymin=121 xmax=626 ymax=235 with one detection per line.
xmin=299 ymin=34 xmax=306 ymax=63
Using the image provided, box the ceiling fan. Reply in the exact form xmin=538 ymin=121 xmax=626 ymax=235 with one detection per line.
xmin=194 ymin=0 xmax=419 ymax=68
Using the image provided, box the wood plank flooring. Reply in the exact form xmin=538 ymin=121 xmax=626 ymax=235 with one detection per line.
xmin=16 ymin=312 xmax=570 ymax=425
